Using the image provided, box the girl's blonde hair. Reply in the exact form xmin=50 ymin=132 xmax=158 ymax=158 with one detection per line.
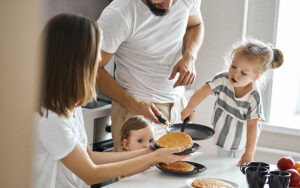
xmin=120 ymin=115 xmax=152 ymax=147
xmin=231 ymin=39 xmax=284 ymax=75
xmin=39 ymin=13 xmax=101 ymax=117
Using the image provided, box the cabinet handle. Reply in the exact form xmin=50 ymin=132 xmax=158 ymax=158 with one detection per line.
xmin=105 ymin=124 xmax=111 ymax=133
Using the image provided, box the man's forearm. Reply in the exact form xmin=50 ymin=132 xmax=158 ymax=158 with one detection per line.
xmin=183 ymin=23 xmax=204 ymax=61
xmin=96 ymin=68 xmax=138 ymax=113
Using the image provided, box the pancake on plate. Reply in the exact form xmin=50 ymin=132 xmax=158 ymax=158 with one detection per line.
xmin=192 ymin=178 xmax=233 ymax=188
xmin=156 ymin=132 xmax=193 ymax=149
xmin=160 ymin=161 xmax=194 ymax=172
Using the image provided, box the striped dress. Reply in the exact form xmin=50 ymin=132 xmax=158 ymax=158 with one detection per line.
xmin=207 ymin=72 xmax=264 ymax=151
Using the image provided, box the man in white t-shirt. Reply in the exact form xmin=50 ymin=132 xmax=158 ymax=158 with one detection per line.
xmin=97 ymin=0 xmax=204 ymax=151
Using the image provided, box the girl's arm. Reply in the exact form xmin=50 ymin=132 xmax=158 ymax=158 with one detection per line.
xmin=238 ymin=118 xmax=259 ymax=166
xmin=87 ymin=146 xmax=152 ymax=165
xmin=61 ymin=143 xmax=188 ymax=185
xmin=181 ymin=83 xmax=211 ymax=121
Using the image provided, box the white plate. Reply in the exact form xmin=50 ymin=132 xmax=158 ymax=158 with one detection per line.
xmin=185 ymin=177 xmax=239 ymax=188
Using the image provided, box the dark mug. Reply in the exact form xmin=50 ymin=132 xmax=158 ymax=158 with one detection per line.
xmin=245 ymin=166 xmax=269 ymax=188
xmin=240 ymin=161 xmax=270 ymax=174
xmin=267 ymin=171 xmax=291 ymax=188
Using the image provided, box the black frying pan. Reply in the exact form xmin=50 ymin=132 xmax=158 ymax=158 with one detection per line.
xmin=156 ymin=115 xmax=215 ymax=140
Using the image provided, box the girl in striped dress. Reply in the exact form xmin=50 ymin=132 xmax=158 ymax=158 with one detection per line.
xmin=181 ymin=39 xmax=284 ymax=166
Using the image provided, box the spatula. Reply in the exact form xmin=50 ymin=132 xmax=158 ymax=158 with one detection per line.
xmin=155 ymin=115 xmax=190 ymax=132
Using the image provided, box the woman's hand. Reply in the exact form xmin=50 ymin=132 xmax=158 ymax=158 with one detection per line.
xmin=181 ymin=107 xmax=195 ymax=122
xmin=238 ymin=152 xmax=253 ymax=167
xmin=152 ymin=147 xmax=190 ymax=165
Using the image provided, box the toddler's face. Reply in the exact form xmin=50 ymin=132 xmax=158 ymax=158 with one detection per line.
xmin=228 ymin=56 xmax=259 ymax=88
xmin=123 ymin=127 xmax=154 ymax=151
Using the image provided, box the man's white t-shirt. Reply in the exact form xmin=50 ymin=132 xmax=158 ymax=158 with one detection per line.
xmin=34 ymin=107 xmax=89 ymax=188
xmin=98 ymin=0 xmax=201 ymax=103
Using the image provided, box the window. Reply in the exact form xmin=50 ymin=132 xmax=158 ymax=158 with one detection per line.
xmin=269 ymin=0 xmax=300 ymax=129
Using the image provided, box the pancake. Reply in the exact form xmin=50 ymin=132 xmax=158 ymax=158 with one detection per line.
xmin=160 ymin=161 xmax=194 ymax=172
xmin=192 ymin=178 xmax=233 ymax=188
xmin=156 ymin=132 xmax=193 ymax=149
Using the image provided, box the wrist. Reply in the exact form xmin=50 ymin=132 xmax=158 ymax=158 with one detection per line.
xmin=183 ymin=52 xmax=195 ymax=64
xmin=126 ymin=97 xmax=140 ymax=114
xmin=186 ymin=104 xmax=196 ymax=112
xmin=244 ymin=150 xmax=254 ymax=156
xmin=142 ymin=147 xmax=153 ymax=155
xmin=147 ymin=151 xmax=159 ymax=166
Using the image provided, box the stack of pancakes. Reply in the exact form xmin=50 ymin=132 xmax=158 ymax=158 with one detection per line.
xmin=192 ymin=178 xmax=233 ymax=188
xmin=156 ymin=132 xmax=194 ymax=172
xmin=156 ymin=132 xmax=193 ymax=149
xmin=160 ymin=161 xmax=194 ymax=172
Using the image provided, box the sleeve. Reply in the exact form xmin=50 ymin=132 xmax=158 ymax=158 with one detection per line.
xmin=38 ymin=117 xmax=77 ymax=160
xmin=97 ymin=7 xmax=130 ymax=53
xmin=206 ymin=72 xmax=228 ymax=96
xmin=246 ymin=91 xmax=265 ymax=121
xmin=189 ymin=0 xmax=201 ymax=16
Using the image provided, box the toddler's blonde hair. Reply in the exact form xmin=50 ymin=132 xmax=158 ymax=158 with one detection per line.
xmin=224 ymin=39 xmax=284 ymax=87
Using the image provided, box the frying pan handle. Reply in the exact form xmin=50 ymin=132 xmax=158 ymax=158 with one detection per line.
xmin=181 ymin=117 xmax=190 ymax=132
xmin=155 ymin=114 xmax=166 ymax=124
xmin=183 ymin=117 xmax=190 ymax=124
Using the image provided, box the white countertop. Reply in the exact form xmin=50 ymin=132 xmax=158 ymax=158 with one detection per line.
xmin=105 ymin=152 xmax=254 ymax=188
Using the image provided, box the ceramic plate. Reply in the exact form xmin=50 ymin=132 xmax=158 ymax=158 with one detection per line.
xmin=185 ymin=177 xmax=239 ymax=188
xmin=156 ymin=161 xmax=207 ymax=176
xmin=150 ymin=141 xmax=200 ymax=155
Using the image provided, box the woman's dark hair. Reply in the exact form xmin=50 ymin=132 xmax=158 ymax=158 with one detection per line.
xmin=39 ymin=13 xmax=101 ymax=117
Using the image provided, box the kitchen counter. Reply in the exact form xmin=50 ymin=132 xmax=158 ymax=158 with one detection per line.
xmin=105 ymin=152 xmax=276 ymax=188
xmin=105 ymin=152 xmax=246 ymax=187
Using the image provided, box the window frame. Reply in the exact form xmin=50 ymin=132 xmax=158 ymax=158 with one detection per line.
xmin=259 ymin=0 xmax=300 ymax=135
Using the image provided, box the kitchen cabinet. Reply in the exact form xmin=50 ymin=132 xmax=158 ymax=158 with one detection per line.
xmin=82 ymin=105 xmax=111 ymax=147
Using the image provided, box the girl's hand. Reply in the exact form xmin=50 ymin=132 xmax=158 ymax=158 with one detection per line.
xmin=238 ymin=152 xmax=253 ymax=167
xmin=181 ymin=107 xmax=194 ymax=122
xmin=153 ymin=147 xmax=190 ymax=165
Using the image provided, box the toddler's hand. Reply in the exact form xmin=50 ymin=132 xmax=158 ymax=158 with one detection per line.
xmin=181 ymin=107 xmax=194 ymax=122
xmin=238 ymin=152 xmax=253 ymax=167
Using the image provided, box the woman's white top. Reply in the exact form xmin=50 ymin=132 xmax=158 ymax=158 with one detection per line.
xmin=34 ymin=107 xmax=89 ymax=188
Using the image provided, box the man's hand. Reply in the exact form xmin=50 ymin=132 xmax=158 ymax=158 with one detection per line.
xmin=135 ymin=100 xmax=162 ymax=124
xmin=169 ymin=55 xmax=196 ymax=88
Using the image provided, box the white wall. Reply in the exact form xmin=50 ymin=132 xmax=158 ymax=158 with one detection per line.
xmin=247 ymin=0 xmax=279 ymax=121
xmin=41 ymin=0 xmax=111 ymax=26
xmin=194 ymin=0 xmax=246 ymax=154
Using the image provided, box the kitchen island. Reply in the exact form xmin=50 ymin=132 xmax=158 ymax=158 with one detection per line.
xmin=105 ymin=152 xmax=252 ymax=188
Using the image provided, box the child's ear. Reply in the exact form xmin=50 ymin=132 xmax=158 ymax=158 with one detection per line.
xmin=122 ymin=139 xmax=130 ymax=151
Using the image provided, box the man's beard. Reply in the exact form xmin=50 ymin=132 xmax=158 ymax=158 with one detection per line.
xmin=145 ymin=0 xmax=169 ymax=16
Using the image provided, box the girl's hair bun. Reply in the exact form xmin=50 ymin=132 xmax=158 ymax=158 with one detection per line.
xmin=272 ymin=49 xmax=284 ymax=69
